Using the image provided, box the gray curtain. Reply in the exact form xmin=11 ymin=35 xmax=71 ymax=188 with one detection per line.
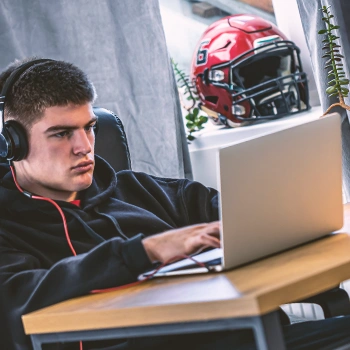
xmin=0 ymin=0 xmax=192 ymax=179
xmin=296 ymin=0 xmax=350 ymax=200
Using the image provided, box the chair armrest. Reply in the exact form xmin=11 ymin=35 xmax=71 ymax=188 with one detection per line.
xmin=300 ymin=287 xmax=350 ymax=318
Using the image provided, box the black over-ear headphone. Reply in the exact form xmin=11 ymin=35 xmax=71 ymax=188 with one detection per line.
xmin=0 ymin=59 xmax=55 ymax=161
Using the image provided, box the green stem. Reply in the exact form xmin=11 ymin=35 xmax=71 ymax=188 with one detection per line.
xmin=172 ymin=63 xmax=196 ymax=110
xmin=325 ymin=10 xmax=344 ymax=100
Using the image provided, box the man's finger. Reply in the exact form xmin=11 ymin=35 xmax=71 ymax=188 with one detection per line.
xmin=202 ymin=234 xmax=221 ymax=248
xmin=203 ymin=222 xmax=221 ymax=237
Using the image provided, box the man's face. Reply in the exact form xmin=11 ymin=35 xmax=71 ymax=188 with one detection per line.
xmin=14 ymin=103 xmax=97 ymax=201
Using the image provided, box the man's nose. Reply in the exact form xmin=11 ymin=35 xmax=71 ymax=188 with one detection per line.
xmin=72 ymin=129 xmax=93 ymax=155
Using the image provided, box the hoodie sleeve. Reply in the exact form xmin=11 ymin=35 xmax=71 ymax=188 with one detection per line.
xmin=0 ymin=233 xmax=152 ymax=350
xmin=180 ymin=179 xmax=219 ymax=225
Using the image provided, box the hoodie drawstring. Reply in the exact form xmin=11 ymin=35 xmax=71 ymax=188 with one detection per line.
xmin=63 ymin=206 xmax=130 ymax=243
xmin=93 ymin=206 xmax=130 ymax=241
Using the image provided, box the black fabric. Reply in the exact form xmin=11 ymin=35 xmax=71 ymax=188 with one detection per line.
xmin=1 ymin=156 xmax=350 ymax=349
xmin=0 ymin=156 xmax=219 ymax=350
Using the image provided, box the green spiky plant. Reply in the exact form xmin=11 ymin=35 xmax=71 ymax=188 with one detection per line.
xmin=318 ymin=5 xmax=350 ymax=115
xmin=172 ymin=59 xmax=208 ymax=142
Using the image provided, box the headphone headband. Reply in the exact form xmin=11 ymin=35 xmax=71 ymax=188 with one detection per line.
xmin=0 ymin=58 xmax=55 ymax=160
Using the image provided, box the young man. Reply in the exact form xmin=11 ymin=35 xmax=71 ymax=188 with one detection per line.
xmin=0 ymin=58 xmax=350 ymax=350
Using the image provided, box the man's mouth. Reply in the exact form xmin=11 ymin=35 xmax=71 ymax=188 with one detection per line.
xmin=71 ymin=160 xmax=94 ymax=173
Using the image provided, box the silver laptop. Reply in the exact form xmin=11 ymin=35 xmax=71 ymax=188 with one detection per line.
xmin=146 ymin=113 xmax=343 ymax=277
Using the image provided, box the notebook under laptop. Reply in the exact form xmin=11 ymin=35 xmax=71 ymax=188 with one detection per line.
xmin=146 ymin=113 xmax=344 ymax=277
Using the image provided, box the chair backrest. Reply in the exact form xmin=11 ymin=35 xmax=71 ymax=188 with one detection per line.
xmin=93 ymin=107 xmax=131 ymax=172
xmin=0 ymin=107 xmax=131 ymax=173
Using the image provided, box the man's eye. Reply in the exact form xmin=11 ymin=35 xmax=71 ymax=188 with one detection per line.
xmin=85 ymin=123 xmax=96 ymax=132
xmin=54 ymin=131 xmax=70 ymax=138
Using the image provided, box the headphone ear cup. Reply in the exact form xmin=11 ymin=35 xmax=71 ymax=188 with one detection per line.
xmin=5 ymin=120 xmax=28 ymax=161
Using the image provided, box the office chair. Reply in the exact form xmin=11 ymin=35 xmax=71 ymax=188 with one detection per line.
xmin=93 ymin=106 xmax=131 ymax=172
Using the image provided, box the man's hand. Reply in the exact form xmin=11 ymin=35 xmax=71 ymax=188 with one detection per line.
xmin=142 ymin=221 xmax=221 ymax=263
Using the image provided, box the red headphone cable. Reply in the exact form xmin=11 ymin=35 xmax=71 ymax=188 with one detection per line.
xmin=10 ymin=165 xmax=77 ymax=255
xmin=10 ymin=165 xmax=82 ymax=350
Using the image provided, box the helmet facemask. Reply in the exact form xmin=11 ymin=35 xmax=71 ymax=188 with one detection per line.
xmin=209 ymin=41 xmax=309 ymax=124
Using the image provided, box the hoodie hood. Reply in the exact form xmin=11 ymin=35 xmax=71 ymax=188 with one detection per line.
xmin=0 ymin=155 xmax=116 ymax=215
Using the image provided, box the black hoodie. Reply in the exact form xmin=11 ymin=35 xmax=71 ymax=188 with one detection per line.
xmin=0 ymin=156 xmax=219 ymax=350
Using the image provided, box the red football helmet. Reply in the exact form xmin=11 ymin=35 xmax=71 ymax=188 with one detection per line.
xmin=190 ymin=14 xmax=310 ymax=127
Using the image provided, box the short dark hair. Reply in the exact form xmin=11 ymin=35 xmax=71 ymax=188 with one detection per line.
xmin=0 ymin=57 xmax=97 ymax=131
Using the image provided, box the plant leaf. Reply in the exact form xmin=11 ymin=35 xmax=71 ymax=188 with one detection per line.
xmin=187 ymin=135 xmax=195 ymax=141
xmin=186 ymin=114 xmax=194 ymax=121
xmin=326 ymin=86 xmax=337 ymax=94
xmin=318 ymin=29 xmax=327 ymax=34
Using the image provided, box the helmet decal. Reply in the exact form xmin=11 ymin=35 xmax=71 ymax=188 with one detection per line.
xmin=254 ymin=35 xmax=281 ymax=49
xmin=195 ymin=39 xmax=211 ymax=66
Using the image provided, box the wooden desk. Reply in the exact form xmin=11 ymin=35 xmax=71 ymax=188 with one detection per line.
xmin=22 ymin=204 xmax=350 ymax=350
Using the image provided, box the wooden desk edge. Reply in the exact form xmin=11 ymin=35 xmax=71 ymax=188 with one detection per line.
xmin=22 ymin=256 xmax=350 ymax=335
xmin=22 ymin=296 xmax=261 ymax=335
